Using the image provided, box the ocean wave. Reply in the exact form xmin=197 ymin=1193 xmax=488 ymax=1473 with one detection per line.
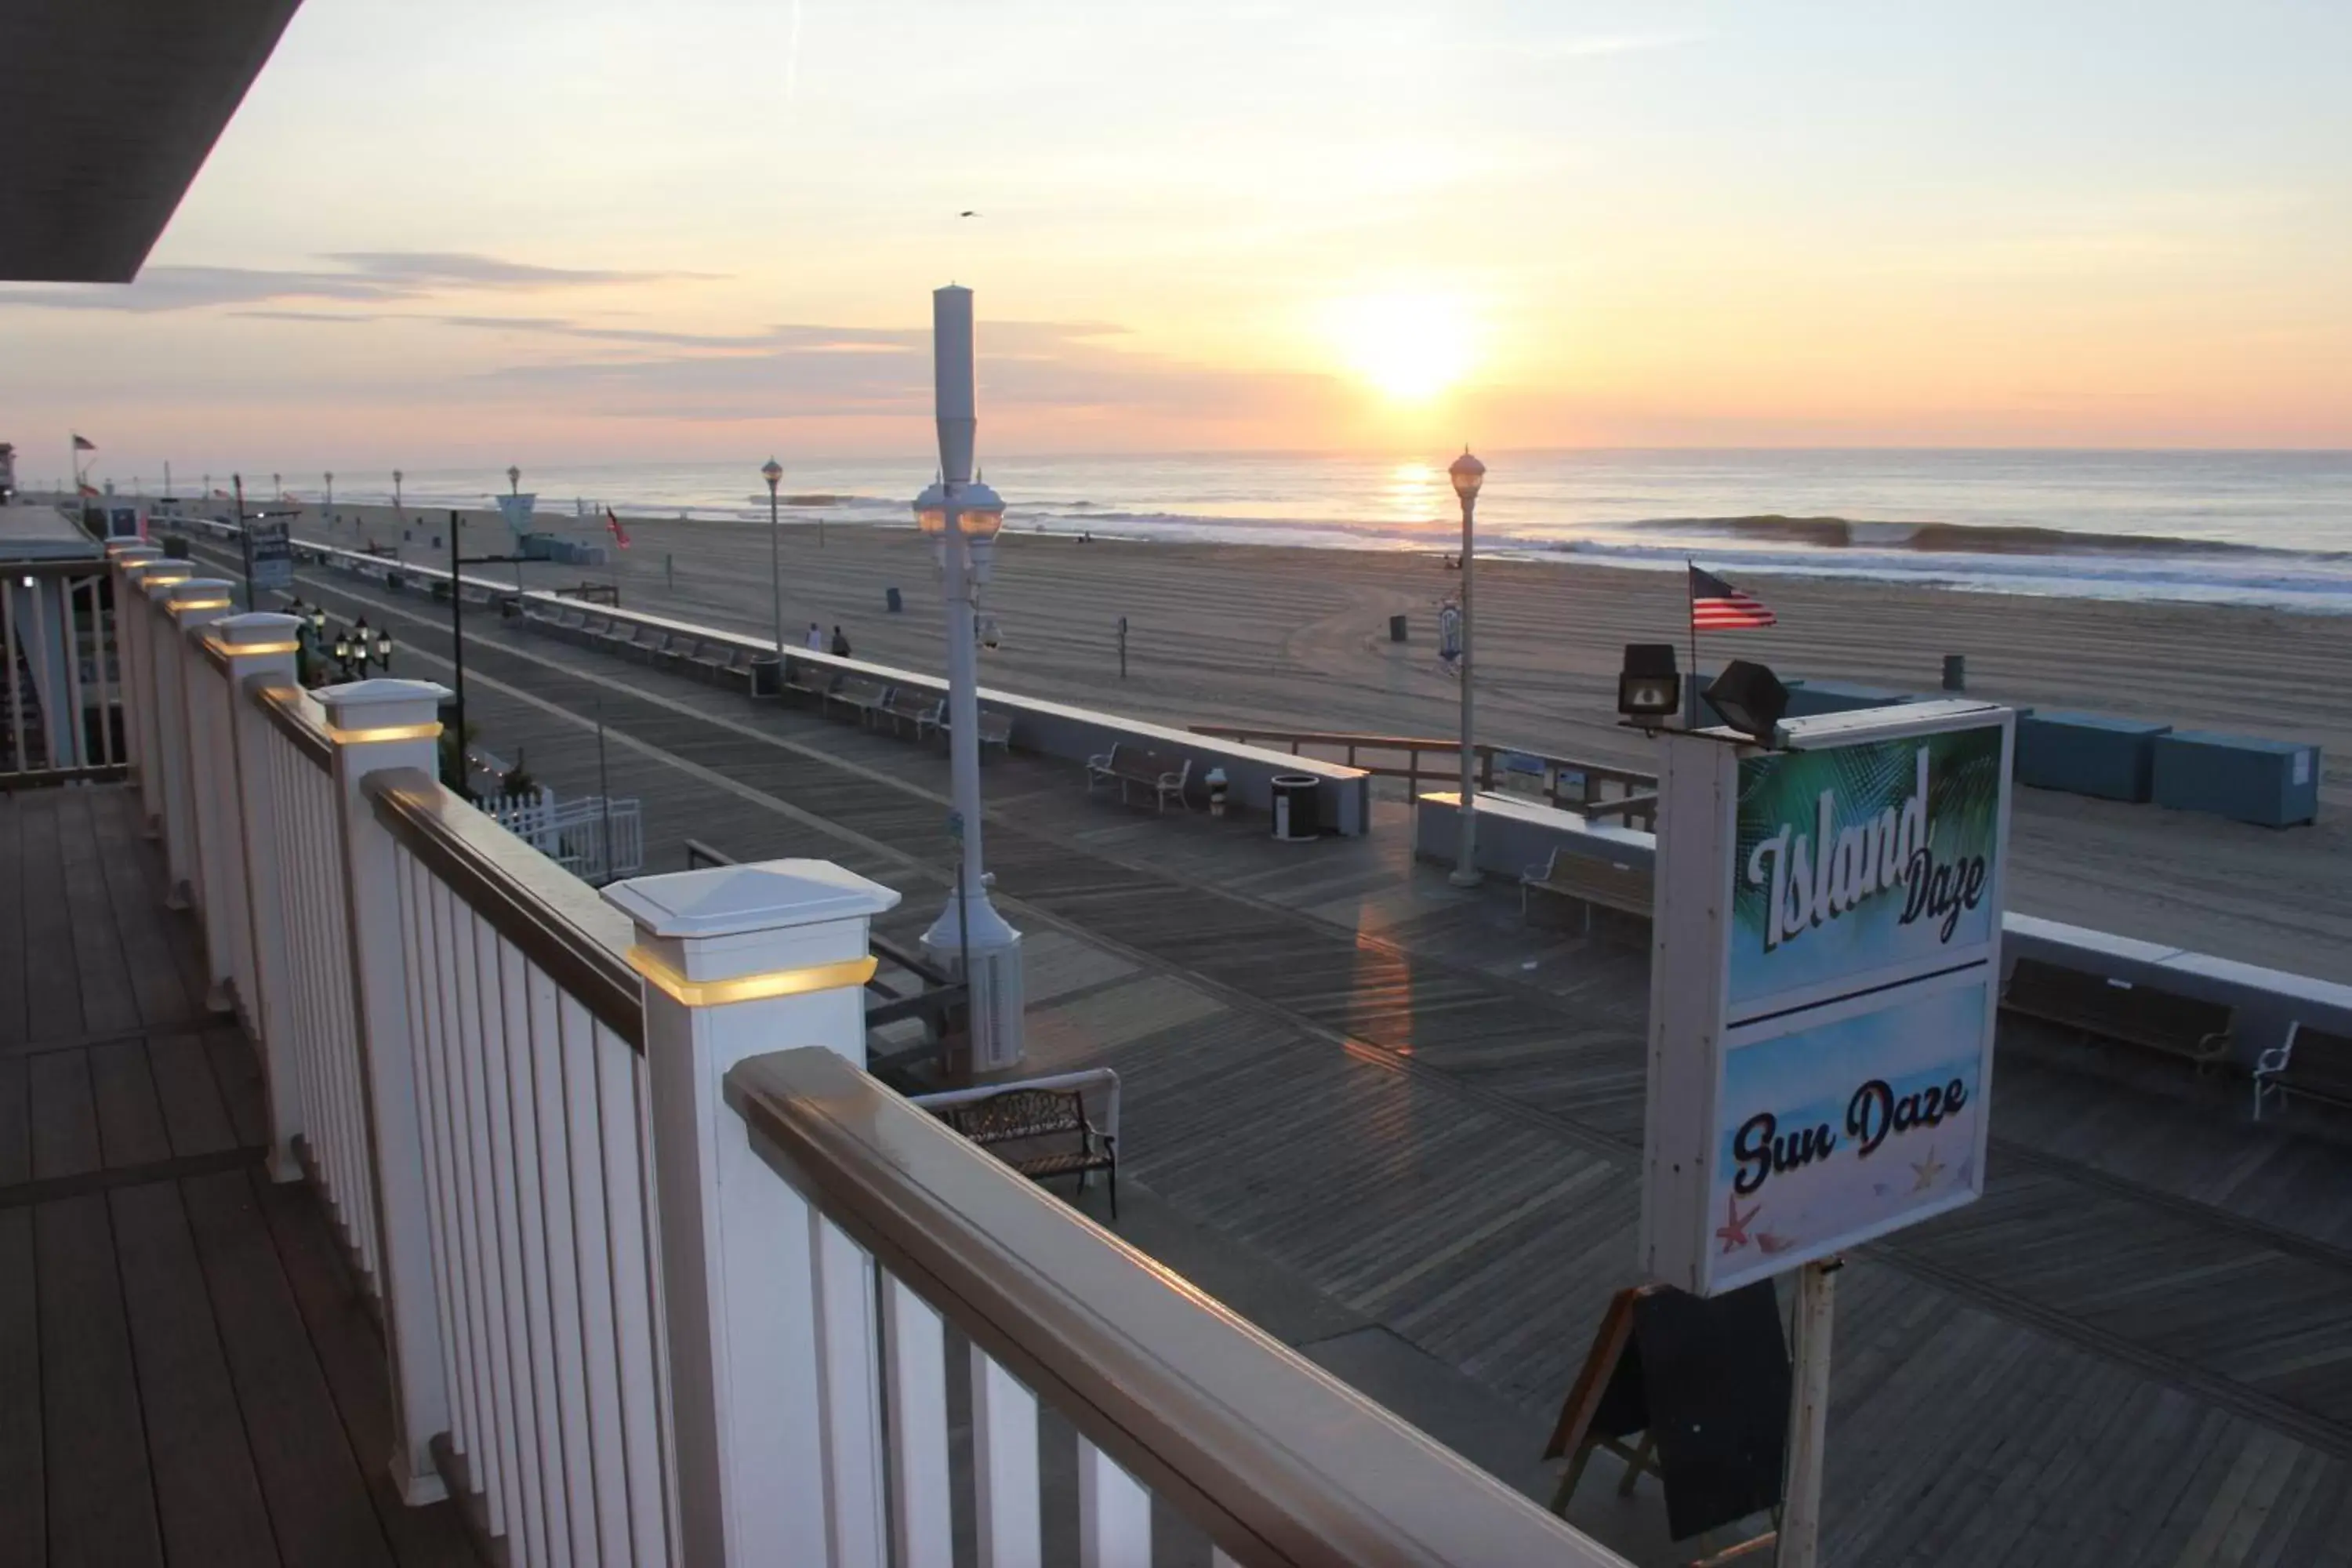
xmin=1623 ymin=514 xmax=2341 ymax=561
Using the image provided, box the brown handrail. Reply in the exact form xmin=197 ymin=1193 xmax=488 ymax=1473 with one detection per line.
xmin=256 ymin=681 xmax=336 ymax=771
xmin=1188 ymin=724 xmax=1658 ymax=827
xmin=365 ymin=765 xmax=647 ymax=1051
xmin=725 ymin=1047 xmax=1626 ymax=1568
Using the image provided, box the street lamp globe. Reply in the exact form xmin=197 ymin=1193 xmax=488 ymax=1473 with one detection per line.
xmin=506 ymin=465 xmax=521 ymax=495
xmin=309 ymin=604 xmax=327 ymax=638
xmin=761 ymin=457 xmax=783 ymax=491
xmin=1449 ymin=448 xmax=1486 ymax=504
xmin=912 ymin=481 xmax=947 ymax=535
xmin=374 ymin=627 xmax=394 ymax=668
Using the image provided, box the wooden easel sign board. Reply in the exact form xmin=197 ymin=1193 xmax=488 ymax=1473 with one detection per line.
xmin=1639 ymin=702 xmax=2016 ymax=1296
xmin=1547 ymin=1283 xmax=1791 ymax=1543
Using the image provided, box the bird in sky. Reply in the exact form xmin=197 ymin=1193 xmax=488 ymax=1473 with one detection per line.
xmin=960 ymin=210 xmax=979 ymax=217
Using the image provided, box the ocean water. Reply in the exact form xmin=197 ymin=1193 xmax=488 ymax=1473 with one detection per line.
xmin=300 ymin=449 xmax=2352 ymax=612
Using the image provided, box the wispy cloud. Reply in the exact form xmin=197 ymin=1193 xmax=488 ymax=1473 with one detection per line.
xmin=469 ymin=318 xmax=1319 ymax=422
xmin=0 ymin=252 xmax=713 ymax=314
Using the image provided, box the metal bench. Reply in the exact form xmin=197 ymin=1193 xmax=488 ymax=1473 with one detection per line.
xmin=783 ymin=660 xmax=837 ymax=703
xmin=2253 ymin=1024 xmax=2352 ymax=1120
xmin=941 ymin=708 xmax=1014 ymax=752
xmin=880 ymin=687 xmax=942 ymax=738
xmin=2000 ymin=956 xmax=2234 ymax=1069
xmin=1519 ymin=848 xmax=1653 ymax=932
xmin=828 ymin=676 xmax=891 ymax=727
xmin=929 ymin=1086 xmax=1116 ymax=1218
xmin=688 ymin=641 xmax=742 ymax=681
xmin=1087 ymin=743 xmax=1191 ymax=811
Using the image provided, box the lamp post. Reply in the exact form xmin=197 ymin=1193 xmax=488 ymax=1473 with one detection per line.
xmin=506 ymin=465 xmax=521 ymax=496
xmin=916 ymin=284 xmax=1024 ymax=1070
xmin=761 ymin=457 xmax=784 ymax=658
xmin=1448 ymin=448 xmax=1486 ymax=887
xmin=393 ymin=468 xmax=404 ymax=521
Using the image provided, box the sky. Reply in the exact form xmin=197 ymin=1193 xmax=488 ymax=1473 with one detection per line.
xmin=4 ymin=0 xmax=2349 ymax=478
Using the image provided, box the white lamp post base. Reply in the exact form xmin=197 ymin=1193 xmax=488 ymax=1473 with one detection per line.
xmin=920 ymin=889 xmax=1025 ymax=1073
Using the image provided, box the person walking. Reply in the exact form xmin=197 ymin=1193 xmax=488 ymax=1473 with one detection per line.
xmin=805 ymin=622 xmax=824 ymax=651
xmin=829 ymin=625 xmax=851 ymax=658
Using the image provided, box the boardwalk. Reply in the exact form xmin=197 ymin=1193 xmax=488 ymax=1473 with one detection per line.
xmin=0 ymin=785 xmax=477 ymax=1567
xmin=194 ymin=536 xmax=2352 ymax=1565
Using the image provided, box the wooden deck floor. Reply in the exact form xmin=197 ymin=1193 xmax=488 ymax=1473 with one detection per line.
xmin=221 ymin=545 xmax=2352 ymax=1566
xmin=0 ymin=784 xmax=477 ymax=1568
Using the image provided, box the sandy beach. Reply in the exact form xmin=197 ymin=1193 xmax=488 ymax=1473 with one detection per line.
xmin=299 ymin=502 xmax=2352 ymax=977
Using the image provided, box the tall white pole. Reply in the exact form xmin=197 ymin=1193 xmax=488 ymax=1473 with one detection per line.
xmin=1450 ymin=486 xmax=1480 ymax=885
xmin=920 ymin=285 xmax=1024 ymax=1070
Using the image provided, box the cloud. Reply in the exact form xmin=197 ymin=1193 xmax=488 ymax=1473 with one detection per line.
xmin=232 ymin=309 xmax=384 ymax=323
xmin=432 ymin=316 xmax=915 ymax=352
xmin=0 ymin=251 xmax=710 ymax=314
xmin=468 ymin=318 xmax=1322 ymax=422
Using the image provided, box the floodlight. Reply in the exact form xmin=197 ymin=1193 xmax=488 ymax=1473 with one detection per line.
xmin=1704 ymin=659 xmax=1790 ymax=742
xmin=1618 ymin=643 xmax=1681 ymax=726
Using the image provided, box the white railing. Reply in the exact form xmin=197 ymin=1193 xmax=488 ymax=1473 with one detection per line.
xmin=482 ymin=789 xmax=645 ymax=883
xmin=1 ymin=559 xmax=124 ymax=782
xmin=111 ymin=540 xmax=1633 ymax=1568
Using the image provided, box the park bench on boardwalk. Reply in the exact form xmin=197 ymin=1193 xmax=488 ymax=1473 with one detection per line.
xmin=2000 ymin=956 xmax=2235 ymax=1069
xmin=1087 ymin=743 xmax=1191 ymax=811
xmin=2252 ymin=1023 xmax=2352 ymax=1120
xmin=783 ymin=659 xmax=835 ymax=704
xmin=940 ymin=706 xmax=1014 ymax=753
xmin=881 ymin=687 xmax=943 ymax=738
xmin=928 ymin=1086 xmax=1117 ymax=1217
xmin=1519 ymin=848 xmax=1653 ymax=932
xmin=827 ymin=676 xmax=891 ymax=727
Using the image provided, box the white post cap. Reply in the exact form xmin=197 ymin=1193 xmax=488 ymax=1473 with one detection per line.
xmin=317 ymin=677 xmax=451 ymax=728
xmin=605 ymin=859 xmax=901 ymax=993
xmin=212 ymin=612 xmax=304 ymax=652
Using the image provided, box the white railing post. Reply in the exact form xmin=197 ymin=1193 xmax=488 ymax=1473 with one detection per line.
xmin=320 ymin=677 xmax=456 ymax=1505
xmin=155 ymin=578 xmax=234 ymax=918
xmin=122 ymin=558 xmax=190 ymax=834
xmin=217 ymin=615 xmax=306 ymax=1179
xmin=179 ymin=600 xmax=246 ymax=1012
xmin=105 ymin=543 xmax=158 ymax=778
xmin=604 ymin=858 xmax=900 ymax=1567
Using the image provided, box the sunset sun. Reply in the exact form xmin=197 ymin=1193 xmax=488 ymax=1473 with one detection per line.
xmin=1327 ymin=290 xmax=1475 ymax=402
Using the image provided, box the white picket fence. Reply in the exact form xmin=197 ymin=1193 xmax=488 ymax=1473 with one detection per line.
xmin=480 ymin=789 xmax=644 ymax=884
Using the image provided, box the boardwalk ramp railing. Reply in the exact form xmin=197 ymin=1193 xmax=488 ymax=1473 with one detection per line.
xmin=109 ymin=539 xmax=1632 ymax=1566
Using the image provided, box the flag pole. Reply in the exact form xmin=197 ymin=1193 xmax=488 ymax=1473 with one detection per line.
xmin=1686 ymin=557 xmax=1700 ymax=728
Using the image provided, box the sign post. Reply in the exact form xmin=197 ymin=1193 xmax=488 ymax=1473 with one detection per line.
xmin=1637 ymin=699 xmax=2014 ymax=1565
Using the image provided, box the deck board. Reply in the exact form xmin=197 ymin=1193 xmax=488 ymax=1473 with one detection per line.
xmin=0 ymin=784 xmax=476 ymax=1568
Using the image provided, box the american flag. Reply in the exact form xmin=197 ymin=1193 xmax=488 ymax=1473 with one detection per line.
xmin=1690 ymin=564 xmax=1777 ymax=630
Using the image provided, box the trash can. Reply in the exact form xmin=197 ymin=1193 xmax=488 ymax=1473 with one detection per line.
xmin=1388 ymin=614 xmax=1409 ymax=643
xmin=750 ymin=655 xmax=783 ymax=698
xmin=886 ymin=586 xmax=904 ymax=613
xmin=1942 ymin=654 xmax=1966 ymax=691
xmin=1272 ymin=775 xmax=1321 ymax=841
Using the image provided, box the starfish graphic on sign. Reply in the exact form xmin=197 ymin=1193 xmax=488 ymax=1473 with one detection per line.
xmin=1911 ymin=1145 xmax=1947 ymax=1192
xmin=1715 ymin=1192 xmax=1761 ymax=1253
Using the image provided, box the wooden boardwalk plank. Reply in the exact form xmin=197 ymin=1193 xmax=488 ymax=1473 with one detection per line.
xmin=0 ymin=1058 xmax=26 ymax=1189
xmin=35 ymin=1192 xmax=163 ymax=1567
xmin=147 ymin=1032 xmax=240 ymax=1159
xmin=0 ymin=1208 xmax=41 ymax=1568
xmin=201 ymin=1027 xmax=271 ymax=1151
xmin=88 ymin=1036 xmax=174 ymax=1170
xmin=19 ymin=793 xmax=82 ymax=1044
xmin=111 ymin=1180 xmax=282 ymax=1566
xmin=27 ymin=1047 xmax=102 ymax=1181
xmin=0 ymin=784 xmax=25 ymax=1048
xmin=86 ymin=785 xmax=206 ymax=1031
xmin=181 ymin=1168 xmax=397 ymax=1568
xmin=57 ymin=790 xmax=143 ymax=1041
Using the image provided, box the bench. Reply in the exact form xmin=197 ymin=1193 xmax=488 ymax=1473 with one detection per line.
xmin=929 ymin=1087 xmax=1116 ymax=1217
xmin=2000 ymin=957 xmax=2234 ymax=1069
xmin=828 ymin=676 xmax=891 ymax=726
xmin=940 ymin=707 xmax=1014 ymax=752
xmin=881 ymin=687 xmax=942 ymax=738
xmin=783 ymin=660 xmax=834 ymax=703
xmin=2252 ymin=1024 xmax=2352 ymax=1120
xmin=1087 ymin=743 xmax=1191 ymax=811
xmin=1519 ymin=849 xmax=1653 ymax=932
xmin=689 ymin=641 xmax=744 ymax=681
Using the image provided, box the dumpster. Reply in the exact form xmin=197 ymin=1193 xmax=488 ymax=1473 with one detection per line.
xmin=1388 ymin=614 xmax=1408 ymax=643
xmin=1272 ymin=775 xmax=1321 ymax=841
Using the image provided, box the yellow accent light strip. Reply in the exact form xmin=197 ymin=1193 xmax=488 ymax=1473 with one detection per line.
xmin=204 ymin=636 xmax=302 ymax=657
xmin=326 ymin=720 xmax=445 ymax=745
xmin=626 ymin=946 xmax=878 ymax=1008
xmin=169 ymin=597 xmax=232 ymax=612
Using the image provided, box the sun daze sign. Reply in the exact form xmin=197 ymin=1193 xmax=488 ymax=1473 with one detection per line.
xmin=1640 ymin=704 xmax=2013 ymax=1295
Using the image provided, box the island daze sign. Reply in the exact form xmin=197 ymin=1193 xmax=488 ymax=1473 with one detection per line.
xmin=1640 ymin=702 xmax=2013 ymax=1295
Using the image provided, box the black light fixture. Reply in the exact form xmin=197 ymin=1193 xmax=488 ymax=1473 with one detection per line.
xmin=374 ymin=627 xmax=393 ymax=670
xmin=309 ymin=604 xmax=328 ymax=639
xmin=332 ymin=629 xmax=353 ymax=666
xmin=351 ymin=616 xmax=372 ymax=673
xmin=1704 ymin=659 xmax=1791 ymax=743
xmin=1618 ymin=643 xmax=1682 ymax=727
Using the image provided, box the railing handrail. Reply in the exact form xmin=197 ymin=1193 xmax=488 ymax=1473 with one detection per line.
xmin=363 ymin=764 xmax=648 ymax=1051
xmin=726 ymin=1045 xmax=1628 ymax=1568
xmin=256 ymin=681 xmax=336 ymax=770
